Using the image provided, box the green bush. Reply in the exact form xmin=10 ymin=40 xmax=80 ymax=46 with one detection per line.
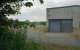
xmin=0 ymin=26 xmax=15 ymax=50
xmin=0 ymin=26 xmax=46 ymax=50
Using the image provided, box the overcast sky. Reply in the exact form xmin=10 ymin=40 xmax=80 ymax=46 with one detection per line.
xmin=8 ymin=0 xmax=80 ymax=22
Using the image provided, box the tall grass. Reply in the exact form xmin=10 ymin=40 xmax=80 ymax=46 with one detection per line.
xmin=0 ymin=26 xmax=46 ymax=50
xmin=1 ymin=26 xmax=80 ymax=50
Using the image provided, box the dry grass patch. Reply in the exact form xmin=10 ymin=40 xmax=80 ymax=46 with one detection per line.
xmin=47 ymin=44 xmax=80 ymax=50
xmin=28 ymin=25 xmax=48 ymax=33
xmin=72 ymin=28 xmax=80 ymax=39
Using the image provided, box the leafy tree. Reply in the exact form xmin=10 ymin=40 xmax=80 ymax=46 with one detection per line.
xmin=30 ymin=22 xmax=36 ymax=28
xmin=0 ymin=0 xmax=44 ymax=25
xmin=40 ymin=22 xmax=46 ymax=26
xmin=0 ymin=0 xmax=44 ymax=50
xmin=6 ymin=19 xmax=19 ymax=28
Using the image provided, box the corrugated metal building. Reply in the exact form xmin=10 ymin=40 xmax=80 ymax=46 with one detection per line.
xmin=47 ymin=5 xmax=80 ymax=33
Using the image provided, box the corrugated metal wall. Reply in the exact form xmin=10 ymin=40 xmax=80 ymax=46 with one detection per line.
xmin=47 ymin=6 xmax=80 ymax=28
xmin=48 ymin=19 xmax=73 ymax=33
xmin=61 ymin=19 xmax=73 ymax=32
xmin=48 ymin=19 xmax=60 ymax=32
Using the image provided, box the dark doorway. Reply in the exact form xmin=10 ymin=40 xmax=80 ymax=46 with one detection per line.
xmin=48 ymin=19 xmax=73 ymax=33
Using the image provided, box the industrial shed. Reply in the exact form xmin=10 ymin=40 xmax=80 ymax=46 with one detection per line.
xmin=47 ymin=5 xmax=80 ymax=33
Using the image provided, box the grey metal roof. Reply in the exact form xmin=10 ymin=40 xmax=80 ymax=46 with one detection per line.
xmin=47 ymin=5 xmax=80 ymax=9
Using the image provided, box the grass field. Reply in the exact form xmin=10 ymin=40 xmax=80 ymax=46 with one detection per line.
xmin=27 ymin=26 xmax=80 ymax=50
xmin=47 ymin=44 xmax=80 ymax=50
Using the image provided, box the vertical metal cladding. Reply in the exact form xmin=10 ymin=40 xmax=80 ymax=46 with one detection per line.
xmin=47 ymin=5 xmax=80 ymax=32
xmin=48 ymin=19 xmax=73 ymax=33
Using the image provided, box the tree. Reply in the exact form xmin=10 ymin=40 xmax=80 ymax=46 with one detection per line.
xmin=30 ymin=22 xmax=36 ymax=28
xmin=0 ymin=0 xmax=44 ymax=25
xmin=0 ymin=0 xmax=44 ymax=50
xmin=40 ymin=22 xmax=46 ymax=26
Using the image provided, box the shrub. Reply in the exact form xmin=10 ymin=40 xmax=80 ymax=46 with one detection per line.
xmin=0 ymin=26 xmax=26 ymax=50
xmin=0 ymin=26 xmax=46 ymax=50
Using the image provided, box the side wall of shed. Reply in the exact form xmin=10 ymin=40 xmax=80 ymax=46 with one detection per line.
xmin=47 ymin=7 xmax=80 ymax=28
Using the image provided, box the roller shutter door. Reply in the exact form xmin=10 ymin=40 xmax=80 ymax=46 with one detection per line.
xmin=48 ymin=19 xmax=73 ymax=33
xmin=48 ymin=19 xmax=60 ymax=32
xmin=61 ymin=19 xmax=73 ymax=33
